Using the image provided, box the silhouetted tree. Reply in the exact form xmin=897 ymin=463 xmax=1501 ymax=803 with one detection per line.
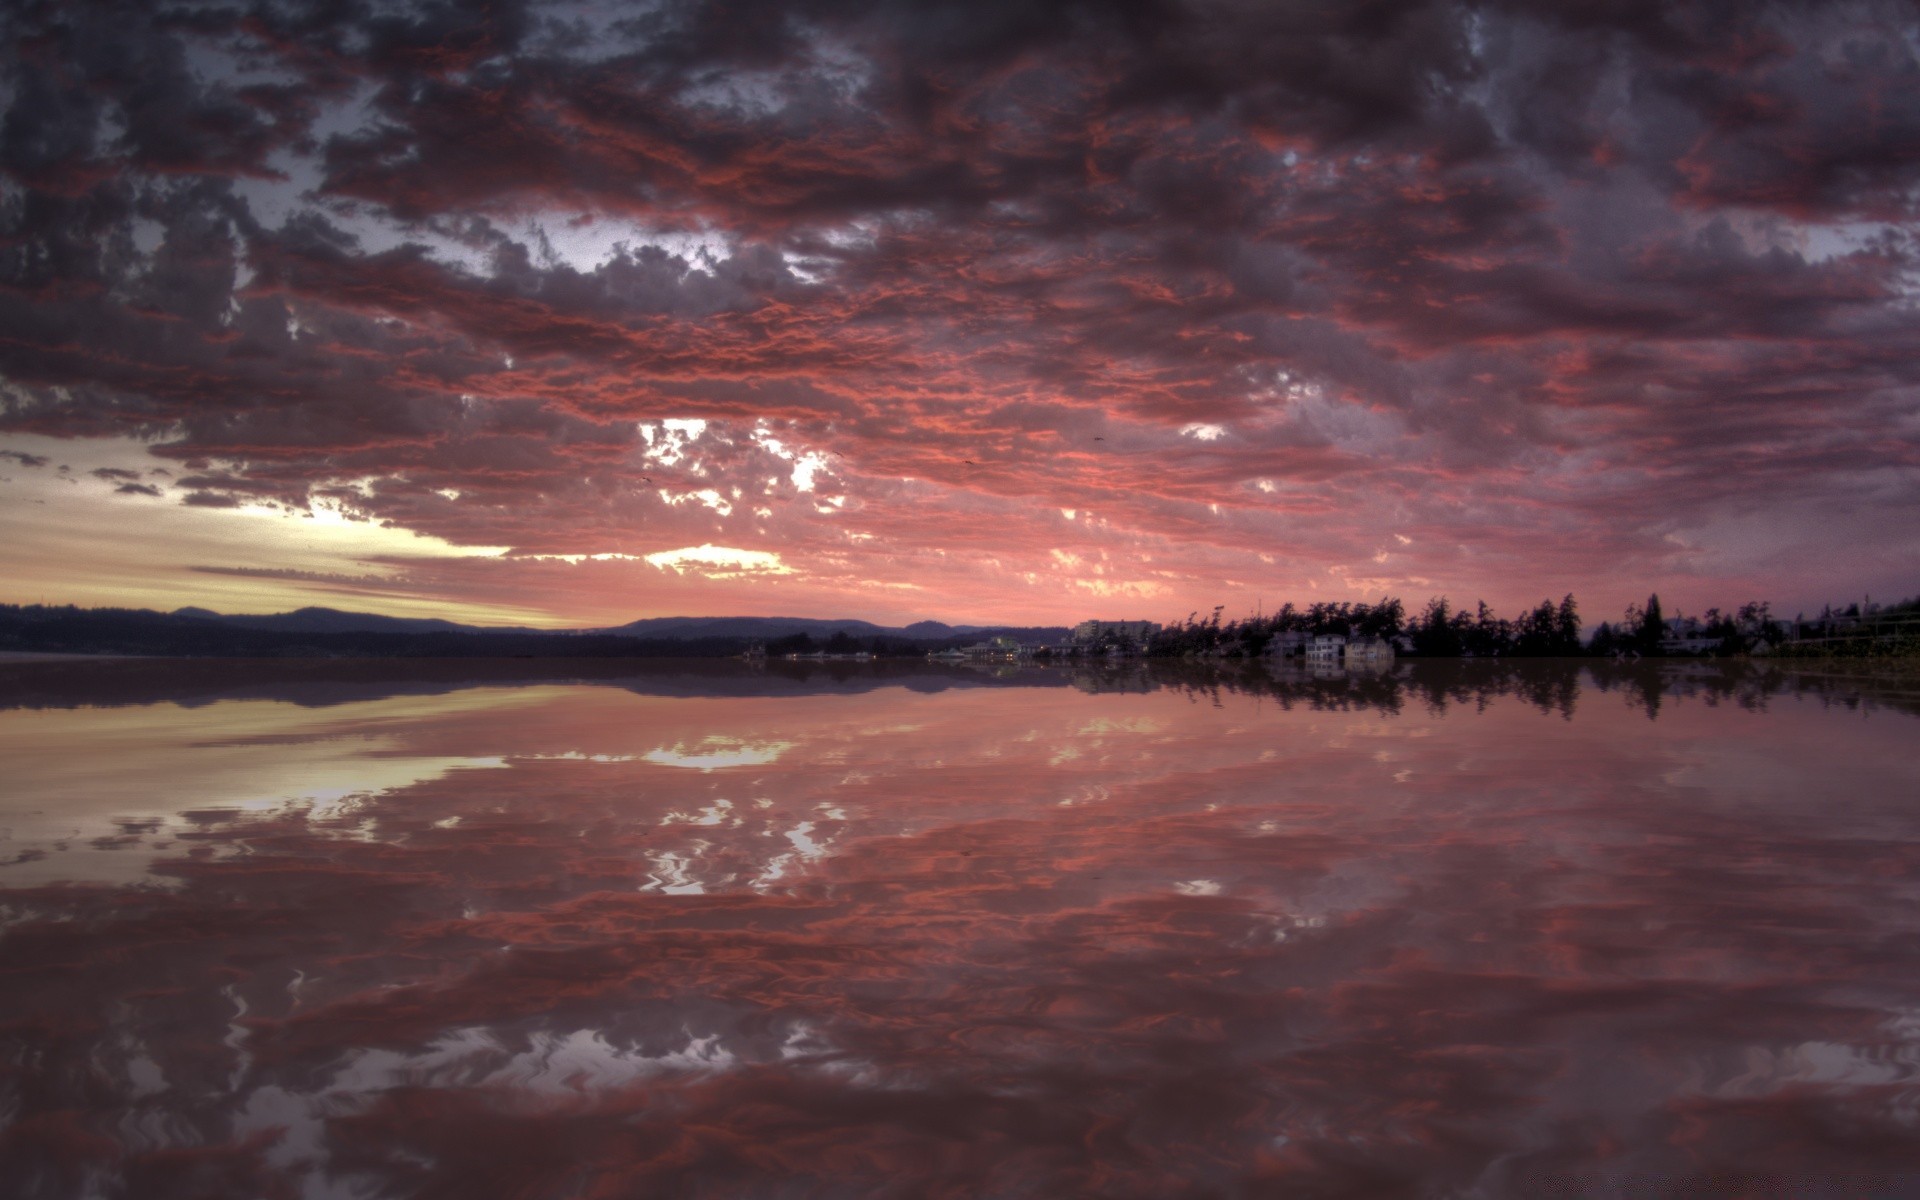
xmin=1555 ymin=594 xmax=1581 ymax=651
xmin=1635 ymin=593 xmax=1665 ymax=654
xmin=1353 ymin=597 xmax=1405 ymax=639
xmin=1587 ymin=621 xmax=1619 ymax=656
xmin=1143 ymin=592 xmax=1595 ymax=659
xmin=767 ymin=632 xmax=815 ymax=655
xmin=1411 ymin=597 xmax=1462 ymax=656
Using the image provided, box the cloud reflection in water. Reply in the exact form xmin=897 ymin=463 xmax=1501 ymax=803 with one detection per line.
xmin=643 ymin=738 xmax=796 ymax=771
xmin=0 ymin=662 xmax=1917 ymax=1197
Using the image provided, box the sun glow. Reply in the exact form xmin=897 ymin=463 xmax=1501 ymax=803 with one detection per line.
xmin=643 ymin=544 xmax=794 ymax=578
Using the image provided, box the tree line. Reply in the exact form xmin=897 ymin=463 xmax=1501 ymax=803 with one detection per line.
xmin=1147 ymin=589 xmax=1920 ymax=659
xmin=1147 ymin=595 xmax=1584 ymax=658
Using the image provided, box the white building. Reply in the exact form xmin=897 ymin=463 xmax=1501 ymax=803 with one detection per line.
xmin=1346 ymin=636 xmax=1395 ymax=666
xmin=1071 ymin=619 xmax=1161 ymax=645
xmin=1305 ymin=634 xmax=1345 ymax=664
xmin=1660 ymin=616 xmax=1720 ymax=655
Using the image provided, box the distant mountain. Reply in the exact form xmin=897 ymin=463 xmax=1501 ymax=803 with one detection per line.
xmin=161 ymin=607 xmax=1060 ymax=641
xmin=1 ymin=603 xmax=1076 ymax=659
xmin=597 ymin=615 xmax=1060 ymax=641
xmin=170 ymin=606 xmax=547 ymax=636
xmin=598 ymin=615 xmax=895 ymax=640
xmin=903 ymin=620 xmax=984 ymax=637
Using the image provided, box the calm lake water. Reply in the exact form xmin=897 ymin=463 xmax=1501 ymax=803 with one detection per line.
xmin=2 ymin=658 xmax=1918 ymax=1199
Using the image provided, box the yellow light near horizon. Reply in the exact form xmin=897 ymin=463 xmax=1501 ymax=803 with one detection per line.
xmin=0 ymin=434 xmax=553 ymax=625
xmin=642 ymin=543 xmax=793 ymax=576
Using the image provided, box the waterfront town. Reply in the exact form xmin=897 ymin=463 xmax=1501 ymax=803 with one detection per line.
xmin=906 ymin=593 xmax=1920 ymax=667
xmin=918 ymin=621 xmax=1407 ymax=668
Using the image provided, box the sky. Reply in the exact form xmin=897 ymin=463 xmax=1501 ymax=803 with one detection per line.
xmin=0 ymin=0 xmax=1917 ymax=629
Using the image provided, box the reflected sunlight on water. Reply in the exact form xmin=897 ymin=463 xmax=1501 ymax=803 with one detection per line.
xmin=1 ymin=659 xmax=1918 ymax=1198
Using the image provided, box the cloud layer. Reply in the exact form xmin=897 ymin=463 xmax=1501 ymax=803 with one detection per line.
xmin=2 ymin=0 xmax=1917 ymax=622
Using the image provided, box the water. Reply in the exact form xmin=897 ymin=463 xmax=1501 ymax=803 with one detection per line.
xmin=2 ymin=658 xmax=1918 ymax=1199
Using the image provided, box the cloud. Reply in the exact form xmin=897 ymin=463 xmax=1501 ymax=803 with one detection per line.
xmin=643 ymin=544 xmax=794 ymax=578
xmin=1 ymin=0 xmax=1917 ymax=621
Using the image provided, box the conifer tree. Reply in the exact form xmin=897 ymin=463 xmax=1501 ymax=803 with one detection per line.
xmin=1555 ymin=594 xmax=1581 ymax=652
xmin=1637 ymin=593 xmax=1665 ymax=653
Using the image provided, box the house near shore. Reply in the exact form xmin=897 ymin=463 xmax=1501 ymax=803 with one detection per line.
xmin=1657 ymin=616 xmax=1717 ymax=655
xmin=1283 ymin=632 xmax=1396 ymax=668
xmin=1346 ymin=636 xmax=1394 ymax=666
xmin=1069 ymin=619 xmax=1161 ymax=655
xmin=1071 ymin=619 xmax=1161 ymax=646
xmin=930 ymin=634 xmax=1029 ymax=662
xmin=1306 ymin=633 xmax=1345 ymax=664
xmin=1265 ymin=631 xmax=1310 ymax=659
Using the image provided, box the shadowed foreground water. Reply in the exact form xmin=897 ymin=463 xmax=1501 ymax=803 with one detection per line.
xmin=1 ymin=659 xmax=1918 ymax=1199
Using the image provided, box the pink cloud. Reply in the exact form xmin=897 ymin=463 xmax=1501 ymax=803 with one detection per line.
xmin=1 ymin=0 xmax=1916 ymax=622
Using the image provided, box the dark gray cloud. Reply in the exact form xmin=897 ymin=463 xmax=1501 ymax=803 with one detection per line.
xmin=0 ymin=0 xmax=1917 ymax=613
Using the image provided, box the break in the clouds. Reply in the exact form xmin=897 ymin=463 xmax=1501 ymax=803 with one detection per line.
xmin=1 ymin=0 xmax=1917 ymax=624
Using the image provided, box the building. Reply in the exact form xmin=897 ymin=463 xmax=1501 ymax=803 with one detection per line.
xmin=1305 ymin=633 xmax=1345 ymax=664
xmin=1265 ymin=630 xmax=1310 ymax=658
xmin=1071 ymin=620 xmax=1161 ymax=646
xmin=969 ymin=635 xmax=1026 ymax=660
xmin=1346 ymin=636 xmax=1395 ymax=666
xmin=930 ymin=634 xmax=1031 ymax=662
xmin=1659 ymin=616 xmax=1720 ymax=655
